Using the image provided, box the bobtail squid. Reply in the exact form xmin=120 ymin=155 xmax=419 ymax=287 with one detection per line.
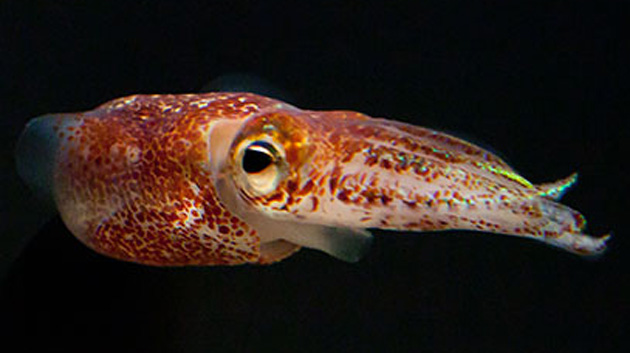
xmin=16 ymin=93 xmax=610 ymax=266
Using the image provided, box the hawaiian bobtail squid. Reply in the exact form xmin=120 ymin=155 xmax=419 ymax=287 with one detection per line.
xmin=16 ymin=93 xmax=610 ymax=266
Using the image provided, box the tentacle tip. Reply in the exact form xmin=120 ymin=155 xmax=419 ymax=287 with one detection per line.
xmin=567 ymin=172 xmax=579 ymax=188
xmin=572 ymin=232 xmax=611 ymax=257
xmin=536 ymin=172 xmax=580 ymax=200
xmin=545 ymin=231 xmax=611 ymax=257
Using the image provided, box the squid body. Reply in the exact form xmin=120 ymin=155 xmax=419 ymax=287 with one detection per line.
xmin=16 ymin=93 xmax=609 ymax=265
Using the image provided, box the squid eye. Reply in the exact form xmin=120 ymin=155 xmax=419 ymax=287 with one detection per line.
xmin=242 ymin=142 xmax=275 ymax=174
xmin=237 ymin=140 xmax=284 ymax=196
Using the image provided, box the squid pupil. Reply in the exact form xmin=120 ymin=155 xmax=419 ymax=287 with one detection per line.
xmin=242 ymin=146 xmax=273 ymax=174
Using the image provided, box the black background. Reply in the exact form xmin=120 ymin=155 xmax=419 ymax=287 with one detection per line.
xmin=0 ymin=1 xmax=627 ymax=352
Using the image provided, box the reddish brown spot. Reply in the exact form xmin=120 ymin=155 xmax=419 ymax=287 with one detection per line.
xmin=379 ymin=159 xmax=392 ymax=169
xmin=144 ymin=149 xmax=154 ymax=161
xmin=300 ymin=180 xmax=314 ymax=194
xmin=337 ymin=189 xmax=351 ymax=202
xmin=414 ymin=164 xmax=430 ymax=176
xmin=365 ymin=153 xmax=378 ymax=166
xmin=329 ymin=177 xmax=338 ymax=194
xmin=357 ymin=189 xmax=375 ymax=204
xmin=287 ymin=180 xmax=298 ymax=194
xmin=341 ymin=150 xmax=355 ymax=163
xmin=266 ymin=192 xmax=284 ymax=202
xmin=380 ymin=194 xmax=393 ymax=205
xmin=403 ymin=200 xmax=417 ymax=208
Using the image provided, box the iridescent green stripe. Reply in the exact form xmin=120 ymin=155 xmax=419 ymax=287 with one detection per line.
xmin=474 ymin=161 xmax=533 ymax=188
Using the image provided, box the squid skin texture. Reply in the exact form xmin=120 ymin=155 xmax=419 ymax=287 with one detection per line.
xmin=16 ymin=92 xmax=610 ymax=266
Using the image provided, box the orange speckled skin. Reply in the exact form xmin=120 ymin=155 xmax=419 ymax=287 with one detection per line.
xmin=52 ymin=93 xmax=296 ymax=265
xmin=39 ymin=92 xmax=607 ymax=266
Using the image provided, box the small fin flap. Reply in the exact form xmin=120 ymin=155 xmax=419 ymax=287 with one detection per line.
xmin=320 ymin=227 xmax=373 ymax=263
xmin=277 ymin=224 xmax=373 ymax=262
xmin=254 ymin=219 xmax=373 ymax=263
xmin=536 ymin=173 xmax=578 ymax=200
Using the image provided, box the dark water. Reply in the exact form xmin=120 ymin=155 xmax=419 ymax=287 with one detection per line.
xmin=0 ymin=1 xmax=626 ymax=352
